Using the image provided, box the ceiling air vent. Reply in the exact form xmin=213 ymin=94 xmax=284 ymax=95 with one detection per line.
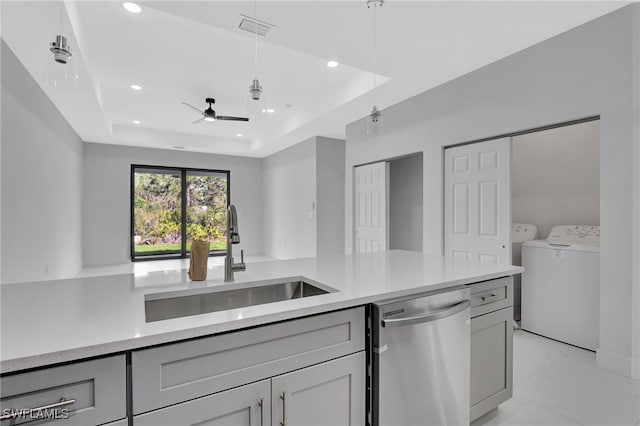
xmin=238 ymin=15 xmax=275 ymax=37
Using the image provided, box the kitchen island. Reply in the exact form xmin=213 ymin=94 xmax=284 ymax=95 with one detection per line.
xmin=1 ymin=250 xmax=522 ymax=424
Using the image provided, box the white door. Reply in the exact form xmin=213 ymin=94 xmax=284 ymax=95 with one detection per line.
xmin=444 ymin=138 xmax=511 ymax=264
xmin=354 ymin=162 xmax=388 ymax=253
xmin=271 ymin=352 xmax=366 ymax=426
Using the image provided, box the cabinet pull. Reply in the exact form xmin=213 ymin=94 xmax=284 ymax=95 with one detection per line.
xmin=0 ymin=397 xmax=76 ymax=420
xmin=481 ymin=293 xmax=501 ymax=303
xmin=280 ymin=392 xmax=287 ymax=426
xmin=258 ymin=398 xmax=264 ymax=426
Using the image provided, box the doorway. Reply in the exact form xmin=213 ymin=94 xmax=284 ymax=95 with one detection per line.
xmin=353 ymin=154 xmax=423 ymax=253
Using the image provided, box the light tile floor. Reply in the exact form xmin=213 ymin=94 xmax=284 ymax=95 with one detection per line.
xmin=473 ymin=330 xmax=640 ymax=426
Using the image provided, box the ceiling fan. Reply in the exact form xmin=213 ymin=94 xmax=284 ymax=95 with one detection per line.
xmin=182 ymin=98 xmax=249 ymax=124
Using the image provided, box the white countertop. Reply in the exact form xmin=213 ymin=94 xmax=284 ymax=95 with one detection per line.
xmin=0 ymin=250 xmax=522 ymax=374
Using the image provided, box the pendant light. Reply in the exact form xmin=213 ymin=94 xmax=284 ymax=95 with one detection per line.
xmin=43 ymin=6 xmax=79 ymax=89
xmin=247 ymin=0 xmax=267 ymax=117
xmin=366 ymin=0 xmax=383 ymax=135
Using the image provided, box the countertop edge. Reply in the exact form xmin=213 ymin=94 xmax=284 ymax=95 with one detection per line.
xmin=1 ymin=269 xmax=521 ymax=374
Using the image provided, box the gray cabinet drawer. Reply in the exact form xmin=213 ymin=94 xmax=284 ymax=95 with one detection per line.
xmin=469 ymin=277 xmax=513 ymax=318
xmin=132 ymin=307 xmax=365 ymax=414
xmin=0 ymin=355 xmax=126 ymax=425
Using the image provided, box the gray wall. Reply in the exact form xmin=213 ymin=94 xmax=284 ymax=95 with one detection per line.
xmin=262 ymin=137 xmax=317 ymax=259
xmin=389 ymin=154 xmax=423 ymax=252
xmin=345 ymin=5 xmax=639 ymax=378
xmin=82 ymin=143 xmax=263 ymax=266
xmin=316 ymin=137 xmax=346 ymax=257
xmin=1 ymin=40 xmax=84 ymax=284
xmin=512 ymin=120 xmax=600 ymax=239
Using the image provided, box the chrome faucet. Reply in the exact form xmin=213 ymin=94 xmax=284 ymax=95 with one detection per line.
xmin=224 ymin=204 xmax=246 ymax=282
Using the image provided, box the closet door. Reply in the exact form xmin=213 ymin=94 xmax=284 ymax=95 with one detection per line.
xmin=444 ymin=138 xmax=511 ymax=265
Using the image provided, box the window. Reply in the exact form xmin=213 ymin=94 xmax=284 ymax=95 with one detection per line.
xmin=131 ymin=165 xmax=229 ymax=261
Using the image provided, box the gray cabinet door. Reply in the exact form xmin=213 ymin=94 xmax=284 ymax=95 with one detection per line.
xmin=470 ymin=307 xmax=513 ymax=421
xmin=271 ymin=352 xmax=365 ymax=426
xmin=132 ymin=307 xmax=365 ymax=414
xmin=134 ymin=379 xmax=270 ymax=426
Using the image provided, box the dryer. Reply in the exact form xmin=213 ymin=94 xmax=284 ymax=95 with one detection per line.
xmin=521 ymin=225 xmax=600 ymax=351
xmin=512 ymin=224 xmax=538 ymax=321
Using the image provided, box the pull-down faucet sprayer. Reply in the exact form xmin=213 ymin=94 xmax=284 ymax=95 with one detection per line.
xmin=224 ymin=204 xmax=246 ymax=282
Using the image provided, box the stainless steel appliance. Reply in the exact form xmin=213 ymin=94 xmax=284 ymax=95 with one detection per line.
xmin=372 ymin=287 xmax=471 ymax=426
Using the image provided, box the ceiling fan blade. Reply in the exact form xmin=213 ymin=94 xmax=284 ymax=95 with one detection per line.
xmin=192 ymin=117 xmax=205 ymax=124
xmin=217 ymin=116 xmax=250 ymax=122
xmin=182 ymin=102 xmax=205 ymax=116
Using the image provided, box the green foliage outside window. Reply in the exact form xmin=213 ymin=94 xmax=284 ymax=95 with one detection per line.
xmin=132 ymin=167 xmax=228 ymax=258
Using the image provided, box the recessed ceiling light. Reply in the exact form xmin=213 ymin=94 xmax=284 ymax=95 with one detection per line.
xmin=132 ymin=120 xmax=141 ymax=125
xmin=327 ymin=60 xmax=339 ymax=68
xmin=262 ymin=108 xmax=276 ymax=114
xmin=130 ymin=84 xmax=142 ymax=91
xmin=236 ymin=133 xmax=243 ymax=137
xmin=122 ymin=2 xmax=142 ymax=13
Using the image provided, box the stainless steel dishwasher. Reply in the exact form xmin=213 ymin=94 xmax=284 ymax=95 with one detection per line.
xmin=372 ymin=287 xmax=471 ymax=426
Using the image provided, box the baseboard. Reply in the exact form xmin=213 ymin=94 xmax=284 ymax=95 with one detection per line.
xmin=596 ymin=349 xmax=634 ymax=378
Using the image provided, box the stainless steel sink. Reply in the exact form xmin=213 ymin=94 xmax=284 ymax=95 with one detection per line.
xmin=145 ymin=278 xmax=335 ymax=322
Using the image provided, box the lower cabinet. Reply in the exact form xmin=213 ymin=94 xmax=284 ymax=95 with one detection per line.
xmin=470 ymin=307 xmax=514 ymax=421
xmin=133 ymin=352 xmax=365 ymax=426
xmin=134 ymin=379 xmax=270 ymax=426
xmin=0 ymin=355 xmax=126 ymax=426
xmin=271 ymin=352 xmax=365 ymax=426
xmin=469 ymin=277 xmax=514 ymax=422
xmin=131 ymin=307 xmax=366 ymax=425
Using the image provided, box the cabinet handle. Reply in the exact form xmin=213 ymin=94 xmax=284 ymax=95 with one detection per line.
xmin=481 ymin=293 xmax=501 ymax=303
xmin=0 ymin=397 xmax=76 ymax=420
xmin=280 ymin=392 xmax=287 ymax=426
xmin=258 ymin=398 xmax=264 ymax=426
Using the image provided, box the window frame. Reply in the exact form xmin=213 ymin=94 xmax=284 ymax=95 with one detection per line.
xmin=130 ymin=164 xmax=231 ymax=262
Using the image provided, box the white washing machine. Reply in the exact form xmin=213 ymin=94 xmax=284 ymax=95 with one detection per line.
xmin=512 ymin=224 xmax=538 ymax=321
xmin=521 ymin=225 xmax=600 ymax=351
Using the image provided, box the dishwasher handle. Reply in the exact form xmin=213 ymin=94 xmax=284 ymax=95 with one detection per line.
xmin=381 ymin=300 xmax=470 ymax=327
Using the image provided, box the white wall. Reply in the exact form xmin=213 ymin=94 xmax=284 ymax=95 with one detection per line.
xmin=631 ymin=4 xmax=640 ymax=380
xmin=82 ymin=143 xmax=262 ymax=266
xmin=389 ymin=154 xmax=423 ymax=252
xmin=345 ymin=5 xmax=639 ymax=378
xmin=262 ymin=136 xmax=345 ymax=259
xmin=512 ymin=120 xmax=600 ymax=238
xmin=262 ymin=137 xmax=317 ymax=259
xmin=316 ymin=137 xmax=346 ymax=257
xmin=1 ymin=41 xmax=84 ymax=284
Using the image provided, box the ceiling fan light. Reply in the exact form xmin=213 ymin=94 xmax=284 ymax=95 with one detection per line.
xmin=204 ymin=116 xmax=216 ymax=122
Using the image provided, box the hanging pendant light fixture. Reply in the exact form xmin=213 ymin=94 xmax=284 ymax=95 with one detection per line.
xmin=247 ymin=0 xmax=265 ymax=110
xmin=44 ymin=6 xmax=79 ymax=89
xmin=49 ymin=34 xmax=72 ymax=64
xmin=49 ymin=6 xmax=72 ymax=64
xmin=366 ymin=0 xmax=383 ymax=135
